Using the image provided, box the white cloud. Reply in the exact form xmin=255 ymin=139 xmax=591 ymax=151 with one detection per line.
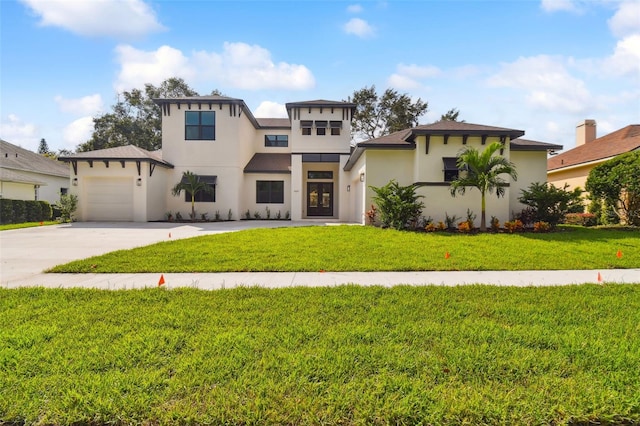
xmin=540 ymin=0 xmax=581 ymax=13
xmin=54 ymin=94 xmax=104 ymax=116
xmin=387 ymin=63 xmax=441 ymax=90
xmin=115 ymin=42 xmax=315 ymax=92
xmin=0 ymin=114 xmax=39 ymax=151
xmin=115 ymin=45 xmax=195 ymax=92
xmin=254 ymin=101 xmax=288 ymax=118
xmin=347 ymin=4 xmax=363 ymax=13
xmin=608 ymin=1 xmax=640 ymax=38
xmin=343 ymin=18 xmax=375 ymax=38
xmin=63 ymin=116 xmax=94 ymax=148
xmin=20 ymin=0 xmax=165 ymax=38
xmin=603 ymin=34 xmax=640 ymax=77
xmin=487 ymin=55 xmax=591 ymax=113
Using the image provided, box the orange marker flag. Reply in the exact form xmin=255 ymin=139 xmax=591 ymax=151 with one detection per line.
xmin=597 ymin=272 xmax=602 ymax=283
xmin=617 ymin=250 xmax=622 ymax=259
xmin=445 ymin=252 xmax=450 ymax=259
xmin=168 ymin=232 xmax=172 ymax=238
xmin=158 ymin=274 xmax=166 ymax=286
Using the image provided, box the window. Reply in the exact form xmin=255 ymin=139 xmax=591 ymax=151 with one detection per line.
xmin=60 ymin=188 xmax=68 ymax=195
xmin=182 ymin=175 xmax=216 ymax=202
xmin=315 ymin=120 xmax=327 ymax=136
xmin=330 ymin=121 xmax=342 ymax=135
xmin=256 ymin=180 xmax=284 ymax=203
xmin=443 ymin=157 xmax=464 ymax=182
xmin=265 ymin=135 xmax=288 ymax=147
xmin=301 ymin=120 xmax=312 ymax=136
xmin=308 ymin=171 xmax=333 ymax=179
xmin=185 ymin=111 xmax=215 ymax=140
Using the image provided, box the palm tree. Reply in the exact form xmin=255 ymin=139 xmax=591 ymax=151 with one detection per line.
xmin=171 ymin=171 xmax=214 ymax=221
xmin=450 ymin=142 xmax=517 ymax=231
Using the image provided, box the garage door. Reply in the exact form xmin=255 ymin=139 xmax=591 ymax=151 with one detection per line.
xmin=85 ymin=177 xmax=134 ymax=221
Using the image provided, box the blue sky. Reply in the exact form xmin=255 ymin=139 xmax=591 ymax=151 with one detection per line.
xmin=1 ymin=0 xmax=638 ymax=153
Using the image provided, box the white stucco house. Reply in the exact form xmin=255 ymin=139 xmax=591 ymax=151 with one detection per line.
xmin=1 ymin=139 xmax=69 ymax=204
xmin=60 ymin=95 xmax=561 ymax=224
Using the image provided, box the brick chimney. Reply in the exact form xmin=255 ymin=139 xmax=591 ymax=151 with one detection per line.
xmin=576 ymin=119 xmax=596 ymax=147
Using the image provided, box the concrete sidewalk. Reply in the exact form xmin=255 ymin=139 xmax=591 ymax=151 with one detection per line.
xmin=3 ymin=269 xmax=639 ymax=289
xmin=1 ymin=222 xmax=638 ymax=290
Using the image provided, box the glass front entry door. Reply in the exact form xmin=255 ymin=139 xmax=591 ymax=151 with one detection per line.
xmin=307 ymin=182 xmax=333 ymax=216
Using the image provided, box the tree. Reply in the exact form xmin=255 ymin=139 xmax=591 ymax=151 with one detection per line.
xmin=37 ymin=138 xmax=50 ymax=155
xmin=371 ymin=180 xmax=424 ymax=230
xmin=449 ymin=142 xmax=517 ymax=231
xmin=346 ymin=85 xmax=428 ymax=141
xmin=518 ymin=182 xmax=584 ymax=227
xmin=586 ymin=151 xmax=640 ymax=226
xmin=440 ymin=108 xmax=463 ymax=122
xmin=78 ymin=77 xmax=199 ymax=152
xmin=56 ymin=193 xmax=78 ymax=222
xmin=171 ymin=171 xmax=215 ymax=222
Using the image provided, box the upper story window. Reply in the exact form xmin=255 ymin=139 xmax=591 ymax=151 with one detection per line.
xmin=185 ymin=111 xmax=215 ymax=140
xmin=315 ymin=121 xmax=327 ymax=136
xmin=301 ymin=120 xmax=312 ymax=136
xmin=265 ymin=135 xmax=288 ymax=147
xmin=330 ymin=121 xmax=342 ymax=135
xmin=443 ymin=157 xmax=465 ymax=182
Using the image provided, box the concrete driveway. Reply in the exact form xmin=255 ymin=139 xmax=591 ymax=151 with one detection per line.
xmin=0 ymin=220 xmax=313 ymax=285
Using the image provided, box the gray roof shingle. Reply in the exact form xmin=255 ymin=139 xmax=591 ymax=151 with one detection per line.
xmin=0 ymin=139 xmax=69 ymax=178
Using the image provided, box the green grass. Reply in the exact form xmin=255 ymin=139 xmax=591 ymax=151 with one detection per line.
xmin=49 ymin=225 xmax=640 ymax=273
xmin=1 ymin=285 xmax=639 ymax=425
xmin=0 ymin=221 xmax=58 ymax=231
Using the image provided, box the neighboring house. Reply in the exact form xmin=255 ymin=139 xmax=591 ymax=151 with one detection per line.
xmin=60 ymin=95 xmax=561 ymax=224
xmin=0 ymin=139 xmax=70 ymax=204
xmin=547 ymin=120 xmax=640 ymax=192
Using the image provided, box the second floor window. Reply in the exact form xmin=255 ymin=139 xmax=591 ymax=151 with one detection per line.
xmin=315 ymin=121 xmax=327 ymax=136
xmin=265 ymin=135 xmax=288 ymax=147
xmin=185 ymin=111 xmax=215 ymax=140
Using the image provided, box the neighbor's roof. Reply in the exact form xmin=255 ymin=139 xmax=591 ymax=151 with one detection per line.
xmin=0 ymin=168 xmax=47 ymax=185
xmin=548 ymin=124 xmax=640 ymax=171
xmin=59 ymin=145 xmax=173 ymax=167
xmin=0 ymin=139 xmax=69 ymax=178
xmin=244 ymin=153 xmax=291 ymax=174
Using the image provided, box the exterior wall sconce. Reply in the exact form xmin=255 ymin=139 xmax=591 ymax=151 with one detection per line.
xmin=72 ymin=178 xmax=78 ymax=186
xmin=347 ymin=184 xmax=351 ymax=192
xmin=136 ymin=177 xmax=142 ymax=186
xmin=359 ymin=172 xmax=365 ymax=182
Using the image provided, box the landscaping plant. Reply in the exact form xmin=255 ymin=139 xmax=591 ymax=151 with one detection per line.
xmin=371 ymin=180 xmax=424 ymax=230
xmin=518 ymin=182 xmax=584 ymax=227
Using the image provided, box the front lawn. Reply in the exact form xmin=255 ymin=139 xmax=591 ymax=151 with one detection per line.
xmin=0 ymin=221 xmax=58 ymax=231
xmin=1 ymin=285 xmax=639 ymax=425
xmin=49 ymin=225 xmax=640 ymax=273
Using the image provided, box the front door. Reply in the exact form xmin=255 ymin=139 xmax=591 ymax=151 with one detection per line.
xmin=307 ymin=182 xmax=333 ymax=216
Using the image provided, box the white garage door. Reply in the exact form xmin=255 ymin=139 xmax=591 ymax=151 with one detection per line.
xmin=85 ymin=177 xmax=134 ymax=221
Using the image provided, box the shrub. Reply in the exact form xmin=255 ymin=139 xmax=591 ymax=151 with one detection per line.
xmin=457 ymin=221 xmax=471 ymax=233
xmin=38 ymin=201 xmax=52 ymax=221
xmin=12 ymin=200 xmax=26 ymax=223
xmin=253 ymin=211 xmax=261 ymax=220
xmin=565 ymin=213 xmax=597 ymax=227
xmin=57 ymin=194 xmax=78 ymax=222
xmin=437 ymin=221 xmax=446 ymax=231
xmin=504 ymin=219 xmax=524 ymax=233
xmin=227 ymin=209 xmax=233 ymax=221
xmin=214 ymin=211 xmax=221 ymax=221
xmin=365 ymin=204 xmax=377 ymax=225
xmin=244 ymin=210 xmax=251 ymax=220
xmin=515 ymin=207 xmax=536 ymax=228
xmin=533 ymin=221 xmax=551 ymax=232
xmin=175 ymin=211 xmax=183 ymax=221
xmin=25 ymin=201 xmax=41 ymax=222
xmin=370 ymin=180 xmax=424 ymax=230
xmin=465 ymin=209 xmax=476 ymax=230
xmin=425 ymin=222 xmax=437 ymax=232
xmin=444 ymin=212 xmax=459 ymax=231
xmin=490 ymin=216 xmax=500 ymax=232
xmin=518 ymin=182 xmax=584 ymax=227
xmin=0 ymin=198 xmax=13 ymax=224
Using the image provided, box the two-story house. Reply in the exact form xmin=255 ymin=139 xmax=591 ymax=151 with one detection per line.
xmin=61 ymin=94 xmax=561 ymax=224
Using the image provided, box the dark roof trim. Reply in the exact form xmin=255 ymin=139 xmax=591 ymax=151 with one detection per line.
xmin=59 ymin=156 xmax=174 ymax=169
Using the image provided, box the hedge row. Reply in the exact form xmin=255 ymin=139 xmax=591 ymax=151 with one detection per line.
xmin=0 ymin=198 xmax=53 ymax=224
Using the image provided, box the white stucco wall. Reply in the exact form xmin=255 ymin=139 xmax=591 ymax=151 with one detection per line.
xmin=0 ymin=181 xmax=36 ymax=201
xmin=509 ymin=150 xmax=550 ymax=218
